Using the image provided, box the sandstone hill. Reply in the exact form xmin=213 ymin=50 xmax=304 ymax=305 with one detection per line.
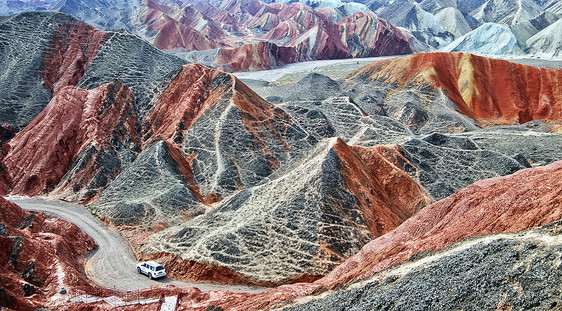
xmin=362 ymin=0 xmax=562 ymax=56
xmin=0 ymin=0 xmax=427 ymax=72
xmin=1 ymin=10 xmax=562 ymax=309
xmin=345 ymin=52 xmax=562 ymax=129
xmin=0 ymin=197 xmax=95 ymax=310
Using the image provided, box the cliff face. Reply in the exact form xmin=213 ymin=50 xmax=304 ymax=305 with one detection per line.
xmin=0 ymin=197 xmax=95 ymax=310
xmin=346 ymin=52 xmax=562 ymax=127
xmin=5 ymin=81 xmax=139 ymax=200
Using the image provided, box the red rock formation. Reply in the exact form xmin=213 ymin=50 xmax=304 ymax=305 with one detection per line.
xmin=147 ymin=13 xmax=218 ymax=51
xmin=143 ymin=64 xmax=223 ymax=143
xmin=42 ymin=22 xmax=107 ymax=94
xmin=5 ymin=81 xmax=139 ymax=197
xmin=213 ymin=9 xmax=415 ymax=71
xmin=339 ymin=12 xmax=414 ymax=57
xmin=349 ymin=52 xmax=562 ymax=124
xmin=142 ymin=0 xmax=220 ymax=51
xmin=216 ymin=41 xmax=297 ymax=71
xmin=144 ymin=63 xmax=306 ymax=199
xmin=287 ymin=22 xmax=349 ymax=62
xmin=261 ymin=20 xmax=305 ymax=42
xmin=334 ymin=142 xmax=431 ymax=237
xmin=140 ymin=0 xmax=417 ymax=71
xmin=0 ymin=125 xmax=14 ymax=195
xmin=0 ymin=197 xmax=95 ymax=310
xmin=277 ymin=2 xmax=318 ymax=29
xmin=319 ymin=160 xmax=562 ymax=289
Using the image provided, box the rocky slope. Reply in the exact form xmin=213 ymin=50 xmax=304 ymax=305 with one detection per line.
xmin=317 ymin=160 xmax=562 ymax=289
xmin=141 ymin=138 xmax=430 ymax=285
xmin=162 ymin=158 xmax=562 ymax=311
xmin=0 ymin=11 xmax=106 ymax=131
xmin=0 ymin=0 xmax=426 ymax=72
xmin=110 ymin=159 xmax=562 ymax=311
xmin=0 ymin=11 xmax=185 ymax=201
xmin=286 ymin=220 xmax=562 ymax=311
xmin=5 ymin=81 xmax=139 ymax=200
xmin=376 ymin=2 xmax=454 ymax=48
xmin=345 ymin=52 xmax=562 ymax=129
xmin=199 ymin=9 xmax=421 ymax=71
xmin=527 ymin=18 xmax=562 ymax=58
xmin=0 ymin=197 xmax=95 ymax=310
xmin=442 ymin=22 xmax=521 ymax=56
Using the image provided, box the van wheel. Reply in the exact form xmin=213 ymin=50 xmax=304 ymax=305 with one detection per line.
xmin=137 ymin=267 xmax=141 ymax=274
xmin=148 ymin=273 xmax=153 ymax=279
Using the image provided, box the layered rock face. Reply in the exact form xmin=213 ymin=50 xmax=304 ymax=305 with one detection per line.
xmin=318 ymin=160 xmax=562 ymax=289
xmin=5 ymin=81 xmax=139 ymax=200
xmin=287 ymin=221 xmax=562 ymax=311
xmin=0 ymin=197 xmax=95 ymax=310
xmin=209 ymin=9 xmax=419 ymax=71
xmin=142 ymin=138 xmax=430 ymax=285
xmin=0 ymin=11 xmax=106 ymax=131
xmin=345 ymin=52 xmax=562 ymax=131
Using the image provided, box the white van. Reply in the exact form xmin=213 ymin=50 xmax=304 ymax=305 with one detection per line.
xmin=136 ymin=261 xmax=166 ymax=279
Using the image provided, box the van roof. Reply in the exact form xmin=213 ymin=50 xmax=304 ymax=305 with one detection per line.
xmin=145 ymin=261 xmax=163 ymax=267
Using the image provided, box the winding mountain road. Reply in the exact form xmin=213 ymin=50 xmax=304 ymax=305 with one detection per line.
xmin=6 ymin=196 xmax=266 ymax=293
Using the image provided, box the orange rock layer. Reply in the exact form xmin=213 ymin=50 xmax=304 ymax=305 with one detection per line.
xmin=0 ymin=198 xmax=95 ymax=310
xmin=333 ymin=141 xmax=431 ymax=237
xmin=5 ymin=81 xmax=138 ymax=196
xmin=349 ymin=52 xmax=562 ymax=124
xmin=319 ymin=160 xmax=562 ymax=289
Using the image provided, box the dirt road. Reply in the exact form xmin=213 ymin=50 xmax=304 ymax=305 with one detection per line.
xmin=6 ymin=196 xmax=267 ymax=293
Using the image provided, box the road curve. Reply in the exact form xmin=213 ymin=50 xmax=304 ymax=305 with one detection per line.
xmin=6 ymin=196 xmax=267 ymax=293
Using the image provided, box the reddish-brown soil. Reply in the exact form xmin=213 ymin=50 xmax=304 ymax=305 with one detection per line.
xmin=143 ymin=64 xmax=224 ymax=144
xmin=334 ymin=141 xmax=431 ymax=237
xmin=5 ymin=81 xmax=138 ymax=196
xmin=318 ymin=159 xmax=562 ymax=289
xmin=42 ymin=22 xmax=107 ymax=94
xmin=349 ymin=52 xmax=562 ymax=124
xmin=0 ymin=197 xmax=95 ymax=310
xmin=0 ymin=125 xmax=13 ymax=195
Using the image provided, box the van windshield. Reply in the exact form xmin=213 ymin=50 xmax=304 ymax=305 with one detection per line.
xmin=155 ymin=266 xmax=164 ymax=271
